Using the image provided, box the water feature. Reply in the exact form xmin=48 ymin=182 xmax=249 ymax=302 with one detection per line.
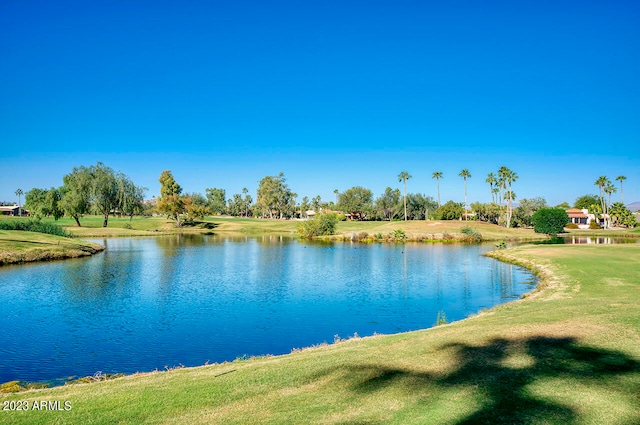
xmin=0 ymin=235 xmax=536 ymax=384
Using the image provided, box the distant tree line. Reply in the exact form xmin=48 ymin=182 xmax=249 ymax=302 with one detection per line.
xmin=17 ymin=164 xmax=635 ymax=229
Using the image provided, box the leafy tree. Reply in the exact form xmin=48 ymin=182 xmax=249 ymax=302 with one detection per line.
xmin=574 ymin=194 xmax=599 ymax=210
xmin=186 ymin=192 xmax=208 ymax=207
xmin=60 ymin=166 xmax=92 ymax=226
xmin=15 ymin=188 xmax=23 ymax=216
xmin=298 ymin=196 xmax=311 ymax=218
xmin=406 ymin=193 xmax=438 ymax=220
xmin=46 ymin=187 xmax=64 ymax=220
xmin=90 ymin=163 xmax=120 ymax=227
xmin=117 ymin=175 xmax=146 ymax=221
xmin=512 ymin=197 xmax=547 ymax=228
xmin=311 ymin=195 xmax=322 ymax=212
xmin=398 ymin=171 xmax=412 ymax=221
xmin=339 ymin=186 xmax=374 ymax=220
xmin=257 ymin=172 xmax=296 ymax=219
xmin=227 ymin=193 xmax=244 ymax=216
xmin=25 ymin=187 xmax=63 ymax=219
xmin=297 ymin=213 xmax=338 ymax=239
xmin=432 ymin=171 xmax=443 ymax=207
xmin=24 ymin=188 xmax=48 ymax=219
xmin=555 ymin=202 xmax=571 ymax=210
xmin=616 ymin=175 xmax=627 ymax=204
xmin=205 ymin=187 xmax=227 ymax=215
xmin=157 ymin=170 xmax=186 ymax=227
xmin=375 ymin=187 xmax=401 ymax=220
xmin=435 ymin=200 xmax=465 ymax=220
xmin=531 ymin=208 xmax=569 ymax=236
xmin=459 ymin=169 xmax=471 ymax=212
xmin=471 ymin=202 xmax=501 ymax=224
xmin=183 ymin=197 xmax=211 ymax=221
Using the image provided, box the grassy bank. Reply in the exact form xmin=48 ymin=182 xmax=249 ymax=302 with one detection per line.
xmin=1 ymin=244 xmax=638 ymax=424
xmin=0 ymin=230 xmax=104 ymax=265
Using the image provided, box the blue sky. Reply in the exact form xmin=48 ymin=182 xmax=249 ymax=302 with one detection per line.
xmin=1 ymin=1 xmax=638 ymax=207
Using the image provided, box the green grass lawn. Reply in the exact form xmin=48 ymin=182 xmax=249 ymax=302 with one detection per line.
xmin=0 ymin=230 xmax=104 ymax=265
xmin=1 ymin=244 xmax=638 ymax=424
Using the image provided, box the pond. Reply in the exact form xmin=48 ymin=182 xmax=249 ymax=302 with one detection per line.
xmin=0 ymin=235 xmax=536 ymax=384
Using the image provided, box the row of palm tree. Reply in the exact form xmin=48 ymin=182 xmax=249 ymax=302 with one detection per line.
xmin=595 ymin=175 xmax=627 ymax=229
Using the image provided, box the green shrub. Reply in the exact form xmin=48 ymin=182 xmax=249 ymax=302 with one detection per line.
xmin=435 ymin=201 xmax=465 ymax=220
xmin=0 ymin=219 xmax=72 ymax=237
xmin=531 ymin=208 xmax=569 ymax=236
xmin=353 ymin=231 xmax=369 ymax=242
xmin=297 ymin=213 xmax=338 ymax=239
xmin=589 ymin=220 xmax=602 ymax=229
xmin=461 ymin=226 xmax=483 ymax=242
xmin=564 ymin=223 xmax=579 ymax=229
xmin=388 ymin=229 xmax=407 ymax=243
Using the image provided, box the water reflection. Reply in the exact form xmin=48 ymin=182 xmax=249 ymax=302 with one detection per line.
xmin=0 ymin=236 xmax=536 ymax=384
xmin=564 ymin=236 xmax=638 ymax=245
xmin=535 ymin=236 xmax=639 ymax=245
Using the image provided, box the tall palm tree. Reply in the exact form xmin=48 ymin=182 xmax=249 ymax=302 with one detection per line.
xmin=497 ymin=166 xmax=509 ymax=206
xmin=604 ymin=181 xmax=617 ymax=208
xmin=398 ymin=171 xmax=412 ymax=221
xmin=595 ymin=176 xmax=611 ymax=229
xmin=616 ymin=175 xmax=627 ymax=204
xmin=486 ymin=173 xmax=497 ymax=203
xmin=333 ymin=189 xmax=339 ymax=206
xmin=459 ymin=169 xmax=471 ymax=213
xmin=505 ymin=169 xmax=518 ymax=228
xmin=432 ymin=171 xmax=443 ymax=207
xmin=15 ymin=188 xmax=23 ymax=217
xmin=242 ymin=187 xmax=249 ymax=217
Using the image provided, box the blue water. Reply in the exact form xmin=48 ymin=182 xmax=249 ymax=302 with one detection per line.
xmin=0 ymin=235 xmax=536 ymax=384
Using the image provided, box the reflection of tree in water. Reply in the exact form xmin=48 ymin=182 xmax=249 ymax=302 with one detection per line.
xmin=348 ymin=336 xmax=639 ymax=424
xmin=154 ymin=233 xmax=208 ymax=251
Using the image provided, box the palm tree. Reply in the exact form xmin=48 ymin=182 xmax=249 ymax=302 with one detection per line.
xmin=459 ymin=169 xmax=471 ymax=213
xmin=486 ymin=173 xmax=497 ymax=203
xmin=497 ymin=166 xmax=510 ymax=206
xmin=432 ymin=171 xmax=443 ymax=207
xmin=242 ymin=187 xmax=249 ymax=217
xmin=595 ymin=176 xmax=611 ymax=229
xmin=604 ymin=181 xmax=617 ymax=208
xmin=15 ymin=188 xmax=23 ymax=217
xmin=398 ymin=171 xmax=412 ymax=221
xmin=616 ymin=176 xmax=627 ymax=204
xmin=505 ymin=169 xmax=518 ymax=228
xmin=333 ymin=189 xmax=339 ymax=206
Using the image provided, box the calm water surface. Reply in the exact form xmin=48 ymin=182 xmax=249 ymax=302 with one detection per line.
xmin=0 ymin=235 xmax=536 ymax=384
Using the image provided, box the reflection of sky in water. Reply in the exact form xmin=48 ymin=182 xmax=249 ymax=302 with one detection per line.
xmin=0 ymin=236 xmax=536 ymax=383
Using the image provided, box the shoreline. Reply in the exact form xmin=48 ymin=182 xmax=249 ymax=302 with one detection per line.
xmin=3 ymin=242 xmax=543 ymax=388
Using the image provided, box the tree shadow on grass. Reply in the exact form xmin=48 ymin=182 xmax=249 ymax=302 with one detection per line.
xmin=349 ymin=336 xmax=640 ymax=424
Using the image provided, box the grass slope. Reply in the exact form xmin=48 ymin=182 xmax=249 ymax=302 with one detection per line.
xmin=1 ymin=244 xmax=638 ymax=424
xmin=0 ymin=230 xmax=104 ymax=265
